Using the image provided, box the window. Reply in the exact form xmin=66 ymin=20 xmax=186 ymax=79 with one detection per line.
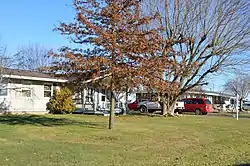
xmin=197 ymin=99 xmax=204 ymax=104
xmin=22 ymin=89 xmax=31 ymax=97
xmin=184 ymin=100 xmax=192 ymax=104
xmin=19 ymin=81 xmax=32 ymax=97
xmin=191 ymin=100 xmax=196 ymax=104
xmin=205 ymin=99 xmax=212 ymax=104
xmin=86 ymin=88 xmax=93 ymax=102
xmin=0 ymin=88 xmax=7 ymax=96
xmin=101 ymin=96 xmax=106 ymax=102
xmin=230 ymin=99 xmax=236 ymax=105
xmin=87 ymin=88 xmax=93 ymax=96
xmin=86 ymin=96 xmax=93 ymax=102
xmin=72 ymin=92 xmax=83 ymax=104
xmin=139 ymin=99 xmax=149 ymax=103
xmin=44 ymin=85 xmax=52 ymax=97
xmin=214 ymin=96 xmax=224 ymax=104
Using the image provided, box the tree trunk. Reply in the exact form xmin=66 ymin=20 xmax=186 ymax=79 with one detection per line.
xmin=168 ymin=101 xmax=176 ymax=116
xmin=161 ymin=97 xmax=167 ymax=115
xmin=124 ymin=88 xmax=128 ymax=115
xmin=239 ymin=98 xmax=243 ymax=111
xmin=109 ymin=92 xmax=115 ymax=129
xmin=81 ymin=89 xmax=86 ymax=112
xmin=161 ymin=95 xmax=178 ymax=116
xmin=167 ymin=98 xmax=178 ymax=116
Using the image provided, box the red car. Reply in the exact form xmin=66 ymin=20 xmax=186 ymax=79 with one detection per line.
xmin=128 ymin=99 xmax=149 ymax=111
xmin=181 ymin=98 xmax=213 ymax=115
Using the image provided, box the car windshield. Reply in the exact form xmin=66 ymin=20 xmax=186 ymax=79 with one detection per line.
xmin=205 ymin=99 xmax=212 ymax=104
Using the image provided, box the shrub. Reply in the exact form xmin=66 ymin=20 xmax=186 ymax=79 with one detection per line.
xmin=47 ymin=87 xmax=76 ymax=114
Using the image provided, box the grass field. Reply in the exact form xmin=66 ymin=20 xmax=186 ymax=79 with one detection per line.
xmin=209 ymin=112 xmax=250 ymax=118
xmin=0 ymin=114 xmax=249 ymax=166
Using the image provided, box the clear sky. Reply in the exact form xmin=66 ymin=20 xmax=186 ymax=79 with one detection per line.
xmin=0 ymin=0 xmax=240 ymax=93
xmin=0 ymin=0 xmax=75 ymax=54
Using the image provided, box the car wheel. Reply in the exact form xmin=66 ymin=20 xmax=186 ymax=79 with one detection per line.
xmin=140 ymin=106 xmax=148 ymax=113
xmin=202 ymin=112 xmax=208 ymax=115
xmin=195 ymin=109 xmax=201 ymax=115
xmin=148 ymin=110 xmax=154 ymax=113
xmin=174 ymin=109 xmax=182 ymax=114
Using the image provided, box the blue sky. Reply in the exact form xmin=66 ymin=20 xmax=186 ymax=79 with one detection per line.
xmin=0 ymin=0 xmax=238 ymax=92
xmin=0 ymin=0 xmax=75 ymax=54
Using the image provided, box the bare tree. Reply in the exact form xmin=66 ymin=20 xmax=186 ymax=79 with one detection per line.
xmin=0 ymin=46 xmax=14 ymax=86
xmin=15 ymin=44 xmax=53 ymax=71
xmin=224 ymin=75 xmax=250 ymax=111
xmin=141 ymin=0 xmax=250 ymax=115
xmin=0 ymin=45 xmax=20 ymax=113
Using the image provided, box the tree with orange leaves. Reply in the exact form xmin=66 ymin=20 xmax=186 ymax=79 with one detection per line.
xmin=51 ymin=0 xmax=167 ymax=129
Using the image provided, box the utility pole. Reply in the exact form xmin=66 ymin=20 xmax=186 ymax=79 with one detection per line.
xmin=236 ymin=94 xmax=239 ymax=120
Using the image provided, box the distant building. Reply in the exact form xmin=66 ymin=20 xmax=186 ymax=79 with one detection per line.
xmin=180 ymin=90 xmax=236 ymax=111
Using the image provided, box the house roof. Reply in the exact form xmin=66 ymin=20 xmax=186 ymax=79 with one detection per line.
xmin=135 ymin=89 xmax=235 ymax=98
xmin=2 ymin=68 xmax=67 ymax=83
xmin=3 ymin=68 xmax=56 ymax=79
xmin=188 ymin=90 xmax=235 ymax=98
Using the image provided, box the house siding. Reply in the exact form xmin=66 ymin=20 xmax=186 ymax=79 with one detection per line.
xmin=0 ymin=79 xmax=60 ymax=114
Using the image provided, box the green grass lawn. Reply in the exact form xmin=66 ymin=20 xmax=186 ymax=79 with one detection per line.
xmin=0 ymin=114 xmax=249 ymax=166
xmin=209 ymin=112 xmax=250 ymax=118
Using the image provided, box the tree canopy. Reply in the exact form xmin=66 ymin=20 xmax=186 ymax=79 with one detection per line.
xmin=52 ymin=0 xmax=250 ymax=121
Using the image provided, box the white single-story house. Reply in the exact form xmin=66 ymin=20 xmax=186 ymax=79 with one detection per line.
xmin=0 ymin=68 xmax=127 ymax=115
xmin=0 ymin=69 xmax=67 ymax=114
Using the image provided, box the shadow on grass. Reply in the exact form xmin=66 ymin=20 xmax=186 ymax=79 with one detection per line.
xmin=0 ymin=115 xmax=105 ymax=128
xmin=128 ymin=111 xmax=162 ymax=117
xmin=234 ymin=164 xmax=250 ymax=166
